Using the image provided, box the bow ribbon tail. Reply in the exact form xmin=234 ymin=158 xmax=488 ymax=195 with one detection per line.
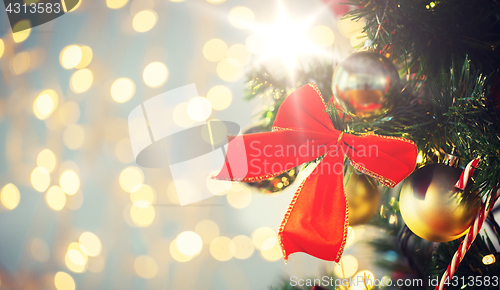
xmin=279 ymin=151 xmax=349 ymax=262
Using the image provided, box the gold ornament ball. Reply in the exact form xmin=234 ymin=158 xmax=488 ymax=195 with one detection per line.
xmin=332 ymin=52 xmax=400 ymax=118
xmin=399 ymin=163 xmax=481 ymax=242
xmin=345 ymin=168 xmax=381 ymax=226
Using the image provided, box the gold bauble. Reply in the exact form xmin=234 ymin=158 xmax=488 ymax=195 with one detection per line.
xmin=245 ymin=168 xmax=298 ymax=194
xmin=332 ymin=52 xmax=400 ymax=118
xmin=345 ymin=168 xmax=381 ymax=226
xmin=399 ymin=163 xmax=481 ymax=242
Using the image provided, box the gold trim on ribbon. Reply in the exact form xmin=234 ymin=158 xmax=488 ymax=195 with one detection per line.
xmin=336 ymin=184 xmax=349 ymax=262
xmin=278 ymin=177 xmax=307 ymax=261
xmin=347 ymin=156 xmax=396 ymax=188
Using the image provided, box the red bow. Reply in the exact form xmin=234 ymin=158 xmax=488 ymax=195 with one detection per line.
xmin=215 ymin=83 xmax=418 ymax=262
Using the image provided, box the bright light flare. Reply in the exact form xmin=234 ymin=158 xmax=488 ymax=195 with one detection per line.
xmin=245 ymin=7 xmax=329 ymax=72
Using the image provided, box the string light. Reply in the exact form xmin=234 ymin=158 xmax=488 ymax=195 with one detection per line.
xmin=483 ymin=254 xmax=496 ymax=265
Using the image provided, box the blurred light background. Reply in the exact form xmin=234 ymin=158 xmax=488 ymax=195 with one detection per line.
xmin=0 ymin=0 xmax=378 ymax=289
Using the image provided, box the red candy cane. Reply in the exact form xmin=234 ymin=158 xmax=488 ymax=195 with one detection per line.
xmin=436 ymin=158 xmax=499 ymax=290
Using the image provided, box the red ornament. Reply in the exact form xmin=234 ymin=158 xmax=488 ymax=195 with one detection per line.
xmin=214 ymin=84 xmax=417 ymax=262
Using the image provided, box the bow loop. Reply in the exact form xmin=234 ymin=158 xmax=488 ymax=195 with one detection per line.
xmin=214 ymin=83 xmax=418 ymax=262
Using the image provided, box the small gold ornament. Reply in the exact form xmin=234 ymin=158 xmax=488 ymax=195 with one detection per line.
xmin=332 ymin=52 xmax=400 ymax=118
xmin=345 ymin=167 xmax=381 ymax=226
xmin=245 ymin=168 xmax=298 ymax=194
xmin=399 ymin=162 xmax=481 ymax=242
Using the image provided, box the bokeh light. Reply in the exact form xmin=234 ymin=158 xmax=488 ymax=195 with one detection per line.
xmin=206 ymin=0 xmax=226 ymax=4
xmin=310 ymin=25 xmax=335 ymax=47
xmin=65 ymin=242 xmax=88 ymax=273
xmin=207 ymin=85 xmax=232 ymax=111
xmin=115 ymin=138 xmax=135 ymax=163
xmin=70 ymin=69 xmax=93 ymax=93
xmin=210 ymin=236 xmax=235 ymax=261
xmin=75 ymin=46 xmax=93 ymax=69
xmin=226 ymin=187 xmax=252 ymax=208
xmin=63 ymin=124 xmax=85 ymax=150
xmin=31 ymin=167 xmax=50 ymax=192
xmin=106 ymin=0 xmax=128 ymax=9
xmin=130 ymin=184 xmax=156 ymax=205
xmin=130 ymin=202 xmax=155 ymax=227
xmin=33 ymin=90 xmax=58 ymax=120
xmin=59 ymin=170 xmax=80 ymax=195
xmin=169 ymin=239 xmax=193 ymax=262
xmin=133 ymin=10 xmax=158 ymax=33
xmin=31 ymin=238 xmax=50 ymax=262
xmin=37 ymin=149 xmax=57 ymax=173
xmin=111 ymin=78 xmax=136 ymax=103
xmin=12 ymin=20 xmax=31 ymax=43
xmin=119 ymin=166 xmax=144 ymax=193
xmin=11 ymin=51 xmax=30 ymax=75
xmin=226 ymin=44 xmax=251 ymax=67
xmin=45 ymin=186 xmax=67 ymax=211
xmin=54 ymin=272 xmax=75 ymax=290
xmin=175 ymin=231 xmax=203 ymax=256
xmin=143 ymin=62 xmax=168 ymax=88
xmin=228 ymin=6 xmax=254 ymax=29
xmin=134 ymin=256 xmax=158 ymax=279
xmin=260 ymin=238 xmax=282 ymax=261
xmin=334 ymin=255 xmax=359 ymax=278
xmin=173 ymin=102 xmax=195 ymax=128
xmin=62 ymin=0 xmax=81 ymax=12
xmin=217 ymin=58 xmax=244 ymax=82
xmin=195 ymin=220 xmax=220 ymax=244
xmin=0 ymin=39 xmax=4 ymax=59
xmin=0 ymin=183 xmax=20 ymax=210
xmin=203 ymin=39 xmax=227 ymax=62
xmin=252 ymin=227 xmax=276 ymax=250
xmin=60 ymin=45 xmax=83 ymax=69
xmin=232 ymin=235 xmax=254 ymax=259
xmin=58 ymin=102 xmax=81 ymax=126
xmin=187 ymin=97 xmax=212 ymax=121
xmin=79 ymin=232 xmax=102 ymax=257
